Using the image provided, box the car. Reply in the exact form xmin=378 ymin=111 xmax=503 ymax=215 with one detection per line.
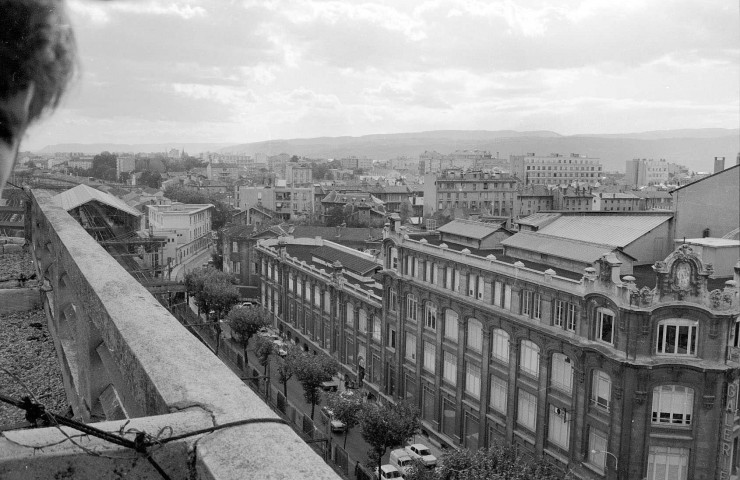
xmin=404 ymin=444 xmax=437 ymax=468
xmin=389 ymin=449 xmax=415 ymax=476
xmin=320 ymin=378 xmax=340 ymax=392
xmin=272 ymin=339 xmax=288 ymax=357
xmin=321 ymin=406 xmax=347 ymax=433
xmin=374 ymin=464 xmax=402 ymax=480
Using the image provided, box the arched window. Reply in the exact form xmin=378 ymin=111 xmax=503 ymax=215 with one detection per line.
xmin=358 ymin=309 xmax=367 ymax=333
xmin=519 ymin=340 xmax=540 ymax=378
xmin=425 ymin=302 xmax=437 ymax=330
xmin=596 ymin=307 xmax=615 ymax=345
xmin=444 ymin=309 xmax=459 ymax=341
xmin=651 ymin=385 xmax=694 ymax=426
xmin=467 ymin=318 xmax=482 ymax=352
xmin=491 ymin=329 xmax=509 ymax=364
xmin=656 ymin=319 xmax=698 ymax=356
xmin=591 ymin=370 xmax=611 ymax=411
xmin=550 ymin=353 xmax=573 ymax=395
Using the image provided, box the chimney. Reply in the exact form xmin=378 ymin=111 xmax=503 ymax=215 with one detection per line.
xmin=714 ymin=157 xmax=726 ymax=174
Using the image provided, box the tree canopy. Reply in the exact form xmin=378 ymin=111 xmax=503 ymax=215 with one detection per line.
xmin=326 ymin=391 xmax=364 ymax=448
xmin=359 ymin=400 xmax=421 ymax=474
xmin=226 ymin=305 xmax=269 ymax=359
xmin=164 ymin=185 xmax=232 ymax=230
xmin=294 ymin=353 xmax=340 ymax=419
xmin=91 ymin=151 xmax=118 ymax=182
xmin=184 ymin=267 xmax=239 ymax=319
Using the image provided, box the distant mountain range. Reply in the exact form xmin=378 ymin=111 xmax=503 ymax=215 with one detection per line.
xmin=37 ymin=128 xmax=739 ymax=173
xmin=34 ymin=143 xmax=234 ymax=155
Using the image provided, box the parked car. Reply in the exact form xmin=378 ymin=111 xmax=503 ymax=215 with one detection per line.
xmin=404 ymin=444 xmax=437 ymax=468
xmin=374 ymin=464 xmax=402 ymax=480
xmin=321 ymin=406 xmax=347 ymax=432
xmin=273 ymin=339 xmax=288 ymax=357
xmin=389 ymin=449 xmax=415 ymax=476
xmin=320 ymin=378 xmax=340 ymax=392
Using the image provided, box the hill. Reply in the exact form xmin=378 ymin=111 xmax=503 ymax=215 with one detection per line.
xmin=35 ymin=143 xmax=234 ymax=155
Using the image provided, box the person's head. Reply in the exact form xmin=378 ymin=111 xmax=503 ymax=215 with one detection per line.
xmin=0 ymin=0 xmax=76 ymax=192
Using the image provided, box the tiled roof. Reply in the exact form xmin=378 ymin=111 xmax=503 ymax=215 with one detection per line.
xmin=536 ymin=213 xmax=673 ymax=248
xmin=437 ymin=219 xmax=503 ymax=240
xmin=52 ymin=184 xmax=142 ymax=217
xmin=501 ymin=231 xmax=632 ymax=264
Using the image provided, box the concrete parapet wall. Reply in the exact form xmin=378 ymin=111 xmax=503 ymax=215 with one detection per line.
xmin=6 ymin=189 xmax=340 ymax=479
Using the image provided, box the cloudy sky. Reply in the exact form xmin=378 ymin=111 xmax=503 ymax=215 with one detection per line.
xmin=24 ymin=0 xmax=739 ymax=149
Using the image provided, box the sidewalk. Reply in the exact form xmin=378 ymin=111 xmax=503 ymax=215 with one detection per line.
xmin=170 ymin=245 xmax=214 ymax=281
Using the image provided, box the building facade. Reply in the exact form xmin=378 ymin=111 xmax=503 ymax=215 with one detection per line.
xmin=591 ymin=193 xmax=641 ymax=212
xmin=423 ymin=169 xmax=519 ymax=217
xmin=510 ymin=153 xmax=602 ymax=186
xmin=255 ymin=229 xmax=740 ymax=480
xmin=625 ymin=159 xmax=669 ymax=187
xmin=147 ymin=203 xmax=213 ymax=265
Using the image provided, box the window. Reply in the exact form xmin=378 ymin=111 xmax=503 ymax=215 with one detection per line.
xmin=494 ymin=281 xmax=502 ymax=306
xmin=423 ymin=341 xmax=436 ymax=373
xmin=647 ymin=446 xmax=689 ymax=480
xmin=372 ymin=316 xmax=381 ymax=342
xmin=387 ymin=327 xmax=397 ymax=349
xmin=429 ymin=262 xmax=438 ymax=285
xmin=467 ymin=318 xmax=482 ymax=352
xmin=313 ymin=285 xmax=320 ymax=307
xmin=504 ymin=284 xmax=512 ymax=310
xmin=551 ymin=353 xmax=573 ymax=395
xmin=591 ymin=370 xmax=612 ymax=411
xmin=548 ymin=404 xmax=570 ymax=449
xmin=425 ymin=303 xmax=437 ymax=330
xmin=358 ymin=309 xmax=367 ymax=333
xmin=517 ymin=389 xmax=537 ymax=431
xmin=587 ymin=428 xmax=608 ymax=473
xmin=651 ymin=385 xmax=693 ymax=426
xmin=389 ymin=288 xmax=398 ymax=312
xmin=444 ymin=310 xmax=459 ymax=342
xmin=390 ymin=247 xmax=398 ymax=270
xmin=597 ymin=307 xmax=615 ymax=344
xmin=443 ymin=351 xmax=457 ymax=385
xmin=468 ymin=273 xmax=478 ymax=298
xmin=407 ymin=294 xmax=419 ymax=321
xmin=346 ymin=303 xmax=354 ymax=326
xmin=656 ymin=320 xmax=698 ymax=356
xmin=288 ymin=275 xmax=294 ymax=292
xmin=732 ymin=317 xmax=740 ymax=348
xmin=490 ymin=376 xmax=507 ymax=414
xmin=491 ymin=329 xmax=510 ymax=364
xmin=519 ymin=340 xmax=540 ymax=378
xmin=465 ymin=363 xmax=481 ymax=398
xmin=405 ymin=333 xmax=417 ymax=362
xmin=323 ymin=291 xmax=330 ymax=313
xmin=232 ymin=241 xmax=238 ymax=252
xmin=296 ymin=277 xmax=302 ymax=298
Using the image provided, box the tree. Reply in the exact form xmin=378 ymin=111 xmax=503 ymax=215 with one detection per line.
xmin=164 ymin=185 xmax=233 ymax=230
xmin=359 ymin=400 xmax=421 ymax=475
xmin=294 ymin=353 xmax=340 ymax=419
xmin=326 ymin=205 xmax=347 ymax=227
xmin=184 ymin=267 xmax=239 ymax=355
xmin=139 ymin=170 xmax=162 ymax=188
xmin=255 ymin=336 xmax=275 ymax=397
xmin=276 ymin=345 xmax=299 ymax=399
xmin=404 ymin=443 xmax=564 ymax=480
xmin=226 ymin=305 xmax=269 ymax=361
xmin=326 ymin=391 xmax=364 ymax=448
xmin=399 ymin=199 xmax=413 ymax=223
xmin=91 ymin=151 xmax=118 ymax=182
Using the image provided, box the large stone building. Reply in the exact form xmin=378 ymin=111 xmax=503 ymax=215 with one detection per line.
xmin=235 ymin=185 xmax=316 ymax=221
xmin=423 ymin=169 xmax=519 ymax=217
xmin=625 ymin=158 xmax=669 ymax=187
xmin=147 ymin=203 xmax=212 ymax=266
xmin=255 ymin=227 xmax=740 ymax=480
xmin=510 ymin=153 xmax=602 ymax=186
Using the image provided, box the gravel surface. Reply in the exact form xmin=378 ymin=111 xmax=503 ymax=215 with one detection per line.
xmin=0 ymin=249 xmax=36 ymax=287
xmin=0 ymin=307 xmax=69 ymax=429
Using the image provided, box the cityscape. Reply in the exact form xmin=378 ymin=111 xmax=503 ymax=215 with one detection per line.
xmin=1 ymin=1 xmax=739 ymax=480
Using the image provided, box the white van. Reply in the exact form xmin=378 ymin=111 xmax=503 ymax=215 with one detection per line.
xmin=389 ymin=449 xmax=415 ymax=476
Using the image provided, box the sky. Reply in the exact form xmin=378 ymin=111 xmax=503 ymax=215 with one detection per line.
xmin=23 ymin=0 xmax=740 ymax=150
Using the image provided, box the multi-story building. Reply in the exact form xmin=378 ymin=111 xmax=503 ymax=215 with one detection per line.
xmin=423 ymin=169 xmax=519 ymax=217
xmin=591 ymin=192 xmax=641 ymax=212
xmin=236 ymin=185 xmax=316 ymax=221
xmin=116 ymin=155 xmax=136 ymax=178
xmin=147 ymin=203 xmax=213 ymax=266
xmin=625 ymin=158 xmax=669 ymax=187
xmin=340 ymin=156 xmax=373 ymax=172
xmin=632 ymin=190 xmax=673 ymax=211
xmin=510 ymin=153 xmax=602 ymax=186
xmin=515 ymin=185 xmax=554 ymax=217
xmin=552 ymin=186 xmax=593 ymax=212
xmin=255 ymin=227 xmax=740 ymax=480
xmin=365 ymin=184 xmax=412 ymax=214
xmin=285 ymin=163 xmax=313 ymax=186
xmin=207 ymin=162 xmax=244 ymax=181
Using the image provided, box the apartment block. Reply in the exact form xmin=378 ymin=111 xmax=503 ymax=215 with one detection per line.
xmin=625 ymin=158 xmax=669 ymax=187
xmin=423 ymin=169 xmax=519 ymax=217
xmin=510 ymin=153 xmax=602 ymax=186
xmin=147 ymin=203 xmax=213 ymax=265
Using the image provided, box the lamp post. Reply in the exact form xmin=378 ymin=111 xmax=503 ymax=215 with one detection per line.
xmin=591 ymin=449 xmax=618 ymax=475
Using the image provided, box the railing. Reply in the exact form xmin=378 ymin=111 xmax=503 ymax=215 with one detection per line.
xmin=0 ymin=189 xmax=339 ymax=479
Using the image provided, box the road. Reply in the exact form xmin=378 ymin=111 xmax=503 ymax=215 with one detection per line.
xmin=171 ymin=245 xmax=214 ymax=281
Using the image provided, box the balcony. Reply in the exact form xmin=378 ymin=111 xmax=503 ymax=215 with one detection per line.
xmin=0 ymin=189 xmax=339 ymax=479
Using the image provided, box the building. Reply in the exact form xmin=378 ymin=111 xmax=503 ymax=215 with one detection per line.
xmin=236 ymin=185 xmax=316 ymax=221
xmin=672 ymin=164 xmax=740 ymax=240
xmin=552 ymin=186 xmax=593 ymax=212
xmin=340 ymin=156 xmax=373 ymax=172
xmin=515 ymin=184 xmax=554 ymax=217
xmin=625 ymin=158 xmax=669 ymax=187
xmin=285 ymin=163 xmax=313 ymax=186
xmin=632 ymin=190 xmax=673 ymax=211
xmin=435 ymin=219 xmax=512 ymax=251
xmin=591 ymin=192 xmax=640 ymax=212
xmin=510 ymin=153 xmax=602 ymax=186
xmin=68 ymin=156 xmax=94 ymax=170
xmin=423 ymin=169 xmax=519 ymax=217
xmin=320 ymin=190 xmax=386 ymax=225
xmin=147 ymin=203 xmax=213 ymax=266
xmin=116 ymin=155 xmax=136 ymax=178
xmin=207 ymin=162 xmax=244 ymax=181
xmin=255 ymin=225 xmax=740 ymax=480
xmin=364 ymin=184 xmax=412 ymax=214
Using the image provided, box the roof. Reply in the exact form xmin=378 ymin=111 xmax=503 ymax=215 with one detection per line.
xmin=536 ymin=213 xmax=673 ymax=248
xmin=310 ymin=245 xmax=379 ymax=276
xmin=52 ymin=184 xmax=142 ymax=217
xmin=287 ymin=226 xmax=383 ymax=243
xmin=437 ymin=219 xmax=503 ymax=240
xmin=501 ymin=231 xmax=634 ymax=264
xmin=596 ymin=192 xmax=639 ymax=199
xmin=516 ymin=212 xmax=562 ymax=228
xmin=679 ymin=238 xmax=740 ymax=248
xmin=321 ymin=191 xmax=384 ymax=206
xmin=631 ymin=190 xmax=673 ymax=199
xmin=671 ymin=164 xmax=740 ymax=193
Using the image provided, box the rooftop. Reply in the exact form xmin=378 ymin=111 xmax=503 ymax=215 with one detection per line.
xmin=52 ymin=184 xmax=142 ymax=218
xmin=501 ymin=231 xmax=633 ymax=264
xmin=437 ymin=219 xmax=504 ymax=240
xmin=535 ymin=212 xmax=673 ymax=248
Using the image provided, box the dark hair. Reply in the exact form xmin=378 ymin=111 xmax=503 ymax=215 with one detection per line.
xmin=0 ymin=0 xmax=76 ymax=122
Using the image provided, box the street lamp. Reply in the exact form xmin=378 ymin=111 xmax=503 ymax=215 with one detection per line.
xmin=591 ymin=449 xmax=618 ymax=472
